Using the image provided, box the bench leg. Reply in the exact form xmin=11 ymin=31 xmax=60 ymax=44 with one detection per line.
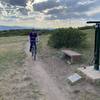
xmin=71 ymin=58 xmax=73 ymax=63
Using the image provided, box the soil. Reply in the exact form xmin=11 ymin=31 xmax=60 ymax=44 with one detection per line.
xmin=38 ymin=41 xmax=100 ymax=100
xmin=25 ymin=43 xmax=68 ymax=100
xmin=1 ymin=36 xmax=100 ymax=100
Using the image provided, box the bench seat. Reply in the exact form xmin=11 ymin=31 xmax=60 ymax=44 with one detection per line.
xmin=62 ymin=49 xmax=81 ymax=63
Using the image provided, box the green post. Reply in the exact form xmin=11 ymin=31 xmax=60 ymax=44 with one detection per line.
xmin=94 ymin=24 xmax=100 ymax=70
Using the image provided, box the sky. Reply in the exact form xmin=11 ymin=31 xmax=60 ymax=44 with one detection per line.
xmin=0 ymin=0 xmax=100 ymax=28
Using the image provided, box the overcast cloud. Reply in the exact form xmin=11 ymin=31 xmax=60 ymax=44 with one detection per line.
xmin=0 ymin=0 xmax=100 ymax=28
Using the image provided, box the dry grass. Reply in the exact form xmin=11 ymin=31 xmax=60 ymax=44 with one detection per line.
xmin=0 ymin=36 xmax=26 ymax=75
xmin=0 ymin=36 xmax=44 ymax=100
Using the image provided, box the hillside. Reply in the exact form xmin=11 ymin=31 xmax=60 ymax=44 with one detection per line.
xmin=0 ymin=26 xmax=32 ymax=31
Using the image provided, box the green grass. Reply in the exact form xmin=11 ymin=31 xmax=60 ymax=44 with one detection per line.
xmin=38 ymin=35 xmax=50 ymax=50
xmin=0 ymin=36 xmax=27 ymax=75
xmin=80 ymin=29 xmax=95 ymax=64
xmin=81 ymin=29 xmax=95 ymax=47
xmin=69 ymin=28 xmax=95 ymax=64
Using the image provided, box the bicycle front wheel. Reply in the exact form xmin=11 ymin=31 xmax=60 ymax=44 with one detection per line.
xmin=31 ymin=46 xmax=36 ymax=60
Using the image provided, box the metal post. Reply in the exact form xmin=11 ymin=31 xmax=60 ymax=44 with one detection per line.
xmin=87 ymin=21 xmax=100 ymax=70
xmin=94 ymin=24 xmax=100 ymax=70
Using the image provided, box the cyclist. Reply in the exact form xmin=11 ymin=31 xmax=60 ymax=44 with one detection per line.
xmin=29 ymin=30 xmax=38 ymax=53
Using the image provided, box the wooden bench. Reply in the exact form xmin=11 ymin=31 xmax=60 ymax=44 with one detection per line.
xmin=62 ymin=49 xmax=81 ymax=63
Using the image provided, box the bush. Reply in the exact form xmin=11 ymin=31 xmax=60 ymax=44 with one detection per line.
xmin=48 ymin=28 xmax=87 ymax=49
xmin=78 ymin=25 xmax=95 ymax=30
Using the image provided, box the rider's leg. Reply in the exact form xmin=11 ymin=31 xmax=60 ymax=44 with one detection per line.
xmin=30 ymin=42 xmax=33 ymax=52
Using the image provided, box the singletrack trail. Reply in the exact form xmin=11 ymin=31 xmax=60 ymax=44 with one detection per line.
xmin=25 ymin=43 xmax=68 ymax=100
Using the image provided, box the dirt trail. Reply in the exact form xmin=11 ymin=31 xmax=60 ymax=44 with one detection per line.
xmin=25 ymin=43 xmax=68 ymax=100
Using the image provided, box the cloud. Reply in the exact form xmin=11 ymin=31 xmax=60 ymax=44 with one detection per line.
xmin=78 ymin=0 xmax=96 ymax=5
xmin=33 ymin=0 xmax=61 ymax=12
xmin=85 ymin=6 xmax=100 ymax=16
xmin=9 ymin=0 xmax=27 ymax=6
xmin=0 ymin=0 xmax=100 ymax=28
xmin=1 ymin=0 xmax=100 ymax=20
xmin=42 ymin=0 xmax=100 ymax=20
xmin=34 ymin=0 xmax=47 ymax=4
xmin=44 ymin=6 xmax=66 ymax=15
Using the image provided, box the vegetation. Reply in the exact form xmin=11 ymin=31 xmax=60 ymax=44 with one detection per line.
xmin=0 ymin=26 xmax=95 ymax=37
xmin=78 ymin=25 xmax=95 ymax=30
xmin=0 ymin=27 xmax=98 ymax=100
xmin=0 ymin=36 xmax=44 ymax=100
xmin=0 ymin=29 xmax=53 ymax=37
xmin=0 ymin=29 xmax=30 ymax=37
xmin=0 ymin=36 xmax=27 ymax=75
xmin=0 ymin=27 xmax=95 ymax=65
xmin=48 ymin=28 xmax=87 ymax=49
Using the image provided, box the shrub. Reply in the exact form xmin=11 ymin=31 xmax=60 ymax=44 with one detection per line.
xmin=78 ymin=25 xmax=95 ymax=30
xmin=48 ymin=28 xmax=87 ymax=49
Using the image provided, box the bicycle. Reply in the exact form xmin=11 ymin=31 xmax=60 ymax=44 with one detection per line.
xmin=30 ymin=36 xmax=39 ymax=60
xmin=31 ymin=44 xmax=37 ymax=60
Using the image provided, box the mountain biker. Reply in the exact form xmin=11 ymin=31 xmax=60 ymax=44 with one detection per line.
xmin=29 ymin=30 xmax=38 ymax=52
